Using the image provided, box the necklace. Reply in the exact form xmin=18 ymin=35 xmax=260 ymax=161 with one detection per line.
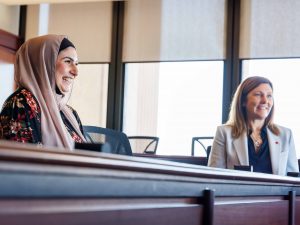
xmin=251 ymin=133 xmax=262 ymax=149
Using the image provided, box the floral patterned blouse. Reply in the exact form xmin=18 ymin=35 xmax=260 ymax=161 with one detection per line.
xmin=0 ymin=88 xmax=84 ymax=144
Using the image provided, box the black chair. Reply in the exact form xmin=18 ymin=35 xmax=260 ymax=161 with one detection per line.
xmin=82 ymin=125 xmax=132 ymax=156
xmin=191 ymin=136 xmax=214 ymax=157
xmin=128 ymin=136 xmax=159 ymax=154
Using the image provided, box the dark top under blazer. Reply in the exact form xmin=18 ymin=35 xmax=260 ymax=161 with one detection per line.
xmin=208 ymin=125 xmax=299 ymax=176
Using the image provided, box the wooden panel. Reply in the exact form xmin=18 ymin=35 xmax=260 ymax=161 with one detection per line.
xmin=0 ymin=198 xmax=203 ymax=225
xmin=0 ymin=142 xmax=300 ymax=225
xmin=0 ymin=29 xmax=21 ymax=52
xmin=0 ymin=45 xmax=15 ymax=63
xmin=0 ymin=143 xmax=300 ymax=198
xmin=215 ymin=198 xmax=288 ymax=225
xmin=296 ymin=199 xmax=300 ymax=225
xmin=0 ymin=29 xmax=21 ymax=63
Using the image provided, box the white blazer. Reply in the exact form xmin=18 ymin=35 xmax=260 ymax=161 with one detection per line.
xmin=208 ymin=125 xmax=299 ymax=176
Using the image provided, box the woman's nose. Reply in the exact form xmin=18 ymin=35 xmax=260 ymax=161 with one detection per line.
xmin=261 ymin=95 xmax=267 ymax=103
xmin=71 ymin=64 xmax=78 ymax=77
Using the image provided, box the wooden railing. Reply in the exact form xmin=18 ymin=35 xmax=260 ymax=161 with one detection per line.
xmin=0 ymin=141 xmax=299 ymax=225
xmin=0 ymin=29 xmax=22 ymax=64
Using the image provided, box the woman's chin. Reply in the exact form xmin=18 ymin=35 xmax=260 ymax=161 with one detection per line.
xmin=60 ymin=86 xmax=72 ymax=94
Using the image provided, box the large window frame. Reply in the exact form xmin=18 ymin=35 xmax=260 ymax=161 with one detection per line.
xmin=107 ymin=0 xmax=242 ymax=131
xmin=10 ymin=0 xmax=242 ymax=134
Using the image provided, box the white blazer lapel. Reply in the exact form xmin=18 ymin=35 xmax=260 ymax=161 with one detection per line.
xmin=233 ymin=132 xmax=249 ymax=165
xmin=267 ymin=128 xmax=281 ymax=175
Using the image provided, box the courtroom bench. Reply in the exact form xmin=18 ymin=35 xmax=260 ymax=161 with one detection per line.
xmin=0 ymin=140 xmax=300 ymax=225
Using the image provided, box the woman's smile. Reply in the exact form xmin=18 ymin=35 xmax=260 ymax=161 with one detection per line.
xmin=55 ymin=47 xmax=78 ymax=94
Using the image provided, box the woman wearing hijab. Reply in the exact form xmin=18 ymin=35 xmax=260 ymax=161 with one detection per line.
xmin=0 ymin=34 xmax=85 ymax=149
xmin=208 ymin=76 xmax=299 ymax=176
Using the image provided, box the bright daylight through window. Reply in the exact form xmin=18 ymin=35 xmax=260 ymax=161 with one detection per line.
xmin=123 ymin=61 xmax=223 ymax=156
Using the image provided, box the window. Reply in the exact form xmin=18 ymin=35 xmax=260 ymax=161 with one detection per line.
xmin=0 ymin=64 xmax=14 ymax=108
xmin=242 ymin=59 xmax=300 ymax=157
xmin=122 ymin=0 xmax=226 ymax=155
xmin=68 ymin=64 xmax=109 ymax=127
xmin=123 ymin=61 xmax=223 ymax=156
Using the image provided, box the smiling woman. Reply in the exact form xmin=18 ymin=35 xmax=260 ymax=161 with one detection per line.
xmin=208 ymin=76 xmax=299 ymax=176
xmin=55 ymin=38 xmax=78 ymax=94
xmin=0 ymin=34 xmax=86 ymax=149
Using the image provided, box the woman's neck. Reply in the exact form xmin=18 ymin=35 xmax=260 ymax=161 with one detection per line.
xmin=248 ymin=119 xmax=265 ymax=134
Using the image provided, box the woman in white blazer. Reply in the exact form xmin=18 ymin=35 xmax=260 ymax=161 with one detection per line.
xmin=208 ymin=76 xmax=299 ymax=176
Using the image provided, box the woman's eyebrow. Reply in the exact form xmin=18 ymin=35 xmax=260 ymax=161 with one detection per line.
xmin=62 ymin=56 xmax=78 ymax=62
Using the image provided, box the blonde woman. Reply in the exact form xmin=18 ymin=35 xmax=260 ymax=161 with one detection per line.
xmin=208 ymin=76 xmax=299 ymax=175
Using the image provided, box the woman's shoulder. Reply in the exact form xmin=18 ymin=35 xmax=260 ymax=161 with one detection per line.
xmin=1 ymin=88 xmax=40 ymax=113
xmin=216 ymin=124 xmax=233 ymax=132
xmin=4 ymin=88 xmax=36 ymax=102
xmin=272 ymin=124 xmax=292 ymax=135
xmin=214 ymin=124 xmax=234 ymax=138
xmin=275 ymin=124 xmax=290 ymax=131
xmin=2 ymin=88 xmax=26 ymax=108
xmin=266 ymin=124 xmax=293 ymax=141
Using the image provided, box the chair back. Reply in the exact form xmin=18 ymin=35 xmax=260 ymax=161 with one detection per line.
xmin=191 ymin=136 xmax=214 ymax=157
xmin=82 ymin=126 xmax=132 ymax=156
xmin=128 ymin=136 xmax=159 ymax=154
